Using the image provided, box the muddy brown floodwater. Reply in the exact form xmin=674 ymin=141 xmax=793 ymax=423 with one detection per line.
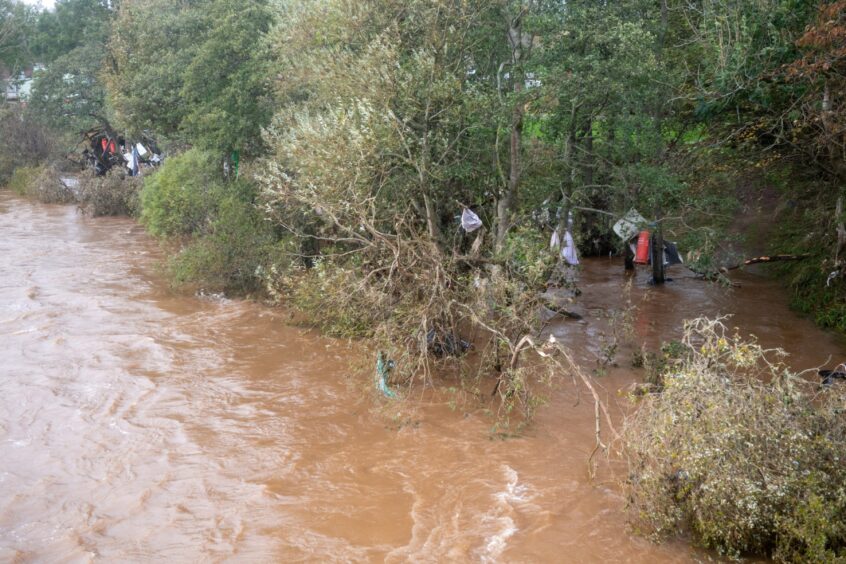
xmin=2 ymin=192 xmax=845 ymax=563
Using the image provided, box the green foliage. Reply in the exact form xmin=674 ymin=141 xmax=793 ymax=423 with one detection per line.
xmin=140 ymin=149 xmax=286 ymax=296
xmin=6 ymin=165 xmax=40 ymax=195
xmin=8 ymin=163 xmax=75 ymax=203
xmin=775 ymin=252 xmax=830 ymax=316
xmin=107 ymin=0 xmax=272 ymax=155
xmin=28 ymin=41 xmax=107 ymax=132
xmin=106 ymin=0 xmax=205 ymax=138
xmin=0 ymin=107 xmax=59 ymax=185
xmin=633 ymin=339 xmax=685 ymax=390
xmin=17 ymin=0 xmax=115 ymax=136
xmin=763 ymin=169 xmax=846 ymax=332
xmin=500 ymin=227 xmax=556 ymax=290
xmin=168 ymin=192 xmax=283 ymax=295
xmin=30 ymin=0 xmax=112 ymax=64
xmin=625 ymin=318 xmax=846 ymax=562
xmin=0 ymin=0 xmax=35 ymax=68
xmin=679 ymin=0 xmax=814 ymax=115
xmin=139 ymin=148 xmax=221 ymax=238
xmin=284 ymin=260 xmax=382 ymax=338
xmin=179 ymin=0 xmax=272 ymax=155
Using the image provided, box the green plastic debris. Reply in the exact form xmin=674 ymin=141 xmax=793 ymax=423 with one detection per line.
xmin=231 ymin=150 xmax=240 ymax=178
xmin=376 ymin=351 xmax=397 ymax=399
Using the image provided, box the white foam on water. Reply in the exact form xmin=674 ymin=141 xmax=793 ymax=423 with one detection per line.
xmin=478 ymin=464 xmax=534 ymax=563
xmin=496 ymin=465 xmax=531 ymax=504
xmin=482 ymin=516 xmax=517 ymax=562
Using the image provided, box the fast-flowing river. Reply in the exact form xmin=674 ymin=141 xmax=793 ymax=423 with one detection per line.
xmin=1 ymin=192 xmax=844 ymax=562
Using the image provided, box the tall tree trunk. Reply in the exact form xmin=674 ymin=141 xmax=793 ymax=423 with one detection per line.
xmin=423 ymin=192 xmax=441 ymax=243
xmin=495 ymin=10 xmax=533 ymax=253
xmin=420 ymin=97 xmax=442 ymax=246
xmin=836 ymin=194 xmax=846 ymax=267
xmin=650 ymin=0 xmax=669 ymax=285
xmin=555 ymin=117 xmax=578 ymax=238
xmin=495 ymin=73 xmax=523 ymax=252
xmin=582 ymin=119 xmax=594 ymax=187
xmin=651 ymin=227 xmax=665 ymax=284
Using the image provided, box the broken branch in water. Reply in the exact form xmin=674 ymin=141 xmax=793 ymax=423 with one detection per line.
xmin=721 ymin=254 xmax=811 ymax=271
xmin=690 ymin=254 xmax=811 ymax=283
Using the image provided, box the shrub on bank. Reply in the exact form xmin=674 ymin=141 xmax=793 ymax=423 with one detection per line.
xmin=139 ymin=148 xmax=221 ymax=237
xmin=0 ymin=108 xmax=59 ymax=186
xmin=7 ymin=166 xmax=41 ymax=196
xmin=78 ymin=170 xmax=142 ymax=217
xmin=285 ymin=259 xmax=385 ymax=337
xmin=624 ymin=318 xmax=846 ymax=562
xmin=168 ymin=192 xmax=284 ymax=295
xmin=8 ymin=164 xmax=75 ymax=204
xmin=139 ymin=150 xmax=287 ymax=296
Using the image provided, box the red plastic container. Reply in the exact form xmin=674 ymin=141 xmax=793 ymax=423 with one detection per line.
xmin=634 ymin=230 xmax=650 ymax=264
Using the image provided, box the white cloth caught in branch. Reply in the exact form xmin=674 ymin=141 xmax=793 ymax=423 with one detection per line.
xmin=562 ymin=230 xmax=579 ymax=266
xmin=549 ymin=229 xmax=561 ymax=250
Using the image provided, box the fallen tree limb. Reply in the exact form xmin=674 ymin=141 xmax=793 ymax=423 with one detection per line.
xmin=722 ymin=254 xmax=811 ymax=271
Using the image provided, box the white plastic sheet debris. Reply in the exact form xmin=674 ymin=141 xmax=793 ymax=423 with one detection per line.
xmin=461 ymin=208 xmax=483 ymax=232
xmin=562 ymin=230 xmax=579 ymax=266
xmin=613 ymin=208 xmax=646 ymax=241
xmin=549 ymin=229 xmax=561 ymax=250
xmin=135 ymin=143 xmax=148 ymax=157
xmin=59 ymin=177 xmax=79 ymax=189
xmin=130 ymin=145 xmax=140 ymax=176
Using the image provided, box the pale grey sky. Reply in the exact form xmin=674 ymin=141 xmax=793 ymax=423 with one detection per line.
xmin=21 ymin=0 xmax=56 ymax=10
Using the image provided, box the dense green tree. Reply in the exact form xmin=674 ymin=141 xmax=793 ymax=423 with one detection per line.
xmin=28 ymin=40 xmax=107 ymax=131
xmin=264 ymin=0 xmax=501 ymax=242
xmin=22 ymin=0 xmax=115 ymax=133
xmin=179 ymin=0 xmax=272 ymax=156
xmin=30 ymin=0 xmax=112 ymax=64
xmin=106 ymin=0 xmax=272 ymax=156
xmin=533 ymin=1 xmax=667 ymax=241
xmin=106 ymin=0 xmax=205 ymax=139
xmin=0 ymin=0 xmax=34 ymax=69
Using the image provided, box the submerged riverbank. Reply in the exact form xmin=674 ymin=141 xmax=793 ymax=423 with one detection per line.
xmin=2 ymin=193 xmax=845 ymax=561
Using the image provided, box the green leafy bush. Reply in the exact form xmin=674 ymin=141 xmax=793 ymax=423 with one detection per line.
xmin=139 ymin=149 xmax=289 ymax=296
xmin=168 ymin=193 xmax=283 ymax=295
xmin=7 ymin=166 xmax=42 ymax=196
xmin=139 ymin=148 xmax=221 ymax=237
xmin=500 ymin=227 xmax=557 ymax=290
xmin=8 ymin=164 xmax=75 ymax=204
xmin=624 ymin=318 xmax=846 ymax=562
xmin=0 ymin=108 xmax=59 ymax=186
xmin=284 ymin=259 xmax=384 ymax=338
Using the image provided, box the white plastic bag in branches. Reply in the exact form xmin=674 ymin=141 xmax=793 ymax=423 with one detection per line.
xmin=461 ymin=208 xmax=483 ymax=232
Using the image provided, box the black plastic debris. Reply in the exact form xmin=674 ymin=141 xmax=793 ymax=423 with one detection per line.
xmin=426 ymin=329 xmax=471 ymax=358
xmin=819 ymin=369 xmax=846 ymax=386
xmin=664 ymin=241 xmax=684 ymax=266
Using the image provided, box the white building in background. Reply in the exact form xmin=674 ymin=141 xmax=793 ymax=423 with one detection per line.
xmin=2 ymin=64 xmax=43 ymax=103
